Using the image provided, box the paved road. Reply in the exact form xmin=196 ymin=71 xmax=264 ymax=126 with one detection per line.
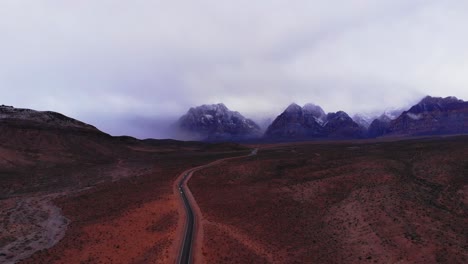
xmin=177 ymin=149 xmax=258 ymax=264
xmin=177 ymin=170 xmax=196 ymax=264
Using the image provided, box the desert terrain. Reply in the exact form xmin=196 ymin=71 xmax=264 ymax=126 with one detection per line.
xmin=190 ymin=136 xmax=468 ymax=263
xmin=0 ymin=123 xmax=248 ymax=264
xmin=1 ymin=119 xmax=467 ymax=263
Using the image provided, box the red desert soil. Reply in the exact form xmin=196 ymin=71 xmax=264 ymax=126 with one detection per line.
xmin=189 ymin=136 xmax=468 ymax=263
xmin=16 ymin=151 xmax=248 ymax=264
xmin=0 ymin=125 xmax=249 ymax=264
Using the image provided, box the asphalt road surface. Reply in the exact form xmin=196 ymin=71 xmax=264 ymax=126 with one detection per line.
xmin=177 ymin=149 xmax=257 ymax=264
xmin=177 ymin=170 xmax=195 ymax=264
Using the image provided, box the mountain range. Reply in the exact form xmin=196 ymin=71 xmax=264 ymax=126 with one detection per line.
xmin=174 ymin=103 xmax=261 ymax=141
xmin=176 ymin=96 xmax=468 ymax=141
xmin=263 ymin=103 xmax=366 ymax=140
xmin=1 ymin=95 xmax=467 ymax=142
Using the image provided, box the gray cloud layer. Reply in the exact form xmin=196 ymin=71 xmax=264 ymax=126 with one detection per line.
xmin=1 ymin=1 xmax=467 ymax=138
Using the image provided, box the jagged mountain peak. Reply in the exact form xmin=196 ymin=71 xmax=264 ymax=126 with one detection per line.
xmin=283 ymin=103 xmax=326 ymax=116
xmin=409 ymin=96 xmax=465 ymax=114
xmin=302 ymin=103 xmax=323 ymax=111
xmin=265 ymin=102 xmax=365 ymax=139
xmin=188 ymin=103 xmax=229 ymax=115
xmin=284 ymin=103 xmax=302 ymax=113
xmin=419 ymin=95 xmax=461 ymax=105
xmin=352 ymin=113 xmax=377 ymax=129
xmin=177 ymin=104 xmax=261 ymax=141
xmin=384 ymin=95 xmax=468 ymax=137
xmin=327 ymin=111 xmax=351 ymax=120
xmin=302 ymin=103 xmax=326 ymax=119
xmin=323 ymin=110 xmax=365 ymax=139
xmin=265 ymin=103 xmax=327 ymax=139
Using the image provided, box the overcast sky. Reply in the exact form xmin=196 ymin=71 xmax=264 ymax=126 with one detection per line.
xmin=1 ymin=1 xmax=468 ymax=138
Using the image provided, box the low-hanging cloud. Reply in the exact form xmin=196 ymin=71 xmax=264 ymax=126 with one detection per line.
xmin=1 ymin=0 xmax=467 ymax=138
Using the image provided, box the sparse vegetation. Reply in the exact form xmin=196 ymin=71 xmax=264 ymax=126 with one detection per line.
xmin=190 ymin=136 xmax=468 ymax=263
xmin=0 ymin=125 xmax=247 ymax=263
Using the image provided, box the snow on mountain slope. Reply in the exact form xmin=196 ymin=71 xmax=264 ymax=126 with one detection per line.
xmin=176 ymin=103 xmax=261 ymax=141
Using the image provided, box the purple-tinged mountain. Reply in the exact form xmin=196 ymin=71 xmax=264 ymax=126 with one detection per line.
xmin=385 ymin=96 xmax=468 ymax=136
xmin=368 ymin=115 xmax=392 ymax=138
xmin=265 ymin=103 xmax=364 ymax=139
xmin=367 ymin=109 xmax=404 ymax=138
xmin=352 ymin=114 xmax=375 ymax=129
xmin=382 ymin=108 xmax=405 ymax=121
xmin=324 ymin=111 xmax=366 ymax=138
xmin=302 ymin=103 xmax=327 ymax=125
xmin=176 ymin=103 xmax=261 ymax=141
xmin=264 ymin=103 xmax=326 ymax=139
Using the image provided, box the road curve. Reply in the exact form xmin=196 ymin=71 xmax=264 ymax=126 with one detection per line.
xmin=177 ymin=170 xmax=196 ymax=264
xmin=176 ymin=149 xmax=257 ymax=264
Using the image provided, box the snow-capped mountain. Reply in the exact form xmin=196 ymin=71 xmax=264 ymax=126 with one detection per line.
xmin=303 ymin=103 xmax=327 ymax=125
xmin=4 ymin=95 xmax=468 ymax=143
xmin=264 ymin=103 xmax=327 ymax=139
xmin=176 ymin=103 xmax=261 ymax=141
xmin=265 ymin=103 xmax=364 ymax=140
xmin=352 ymin=114 xmax=376 ymax=129
xmin=353 ymin=108 xmax=403 ymax=130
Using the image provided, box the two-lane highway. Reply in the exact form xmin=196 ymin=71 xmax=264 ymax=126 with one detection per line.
xmin=176 ymin=149 xmax=258 ymax=264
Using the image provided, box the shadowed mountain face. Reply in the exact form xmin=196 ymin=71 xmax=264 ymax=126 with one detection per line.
xmin=176 ymin=103 xmax=261 ymax=141
xmin=384 ymin=96 xmax=468 ymax=137
xmin=368 ymin=115 xmax=392 ymax=138
xmin=265 ymin=103 xmax=364 ymax=140
xmin=264 ymin=103 xmax=326 ymax=139
xmin=324 ymin=111 xmax=366 ymax=138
